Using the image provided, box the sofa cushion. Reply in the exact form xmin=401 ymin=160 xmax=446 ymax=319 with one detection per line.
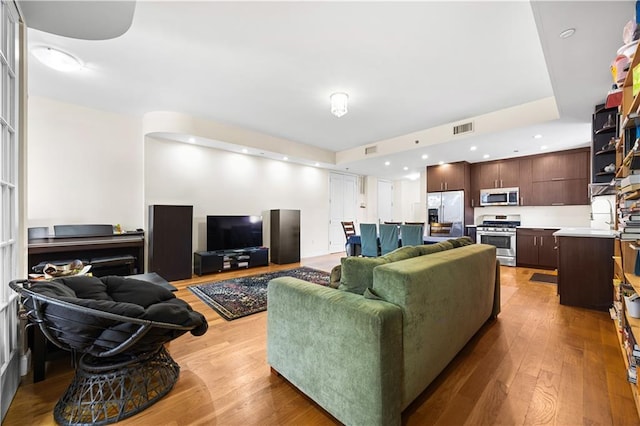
xmin=381 ymin=246 xmax=420 ymax=262
xmin=415 ymin=241 xmax=454 ymax=256
xmin=339 ymin=256 xmax=389 ymax=294
xmin=448 ymin=236 xmax=473 ymax=247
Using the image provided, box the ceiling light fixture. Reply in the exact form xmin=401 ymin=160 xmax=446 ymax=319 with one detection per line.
xmin=470 ymin=146 xmax=477 ymax=151
xmin=31 ymin=45 xmax=83 ymax=72
xmin=421 ymin=154 xmax=428 ymax=160
xmin=559 ymin=28 xmax=576 ymax=39
xmin=483 ymin=154 xmax=490 ymax=159
xmin=330 ymin=92 xmax=348 ymax=118
xmin=384 ymin=161 xmax=390 ymax=166
xmin=533 ymin=134 xmax=543 ymax=139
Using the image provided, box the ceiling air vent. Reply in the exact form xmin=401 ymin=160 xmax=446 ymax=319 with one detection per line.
xmin=453 ymin=122 xmax=474 ymax=135
xmin=365 ymin=146 xmax=378 ymax=155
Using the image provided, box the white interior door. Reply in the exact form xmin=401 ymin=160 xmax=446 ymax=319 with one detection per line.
xmin=377 ymin=180 xmax=393 ymax=223
xmin=329 ymin=173 xmax=357 ymax=253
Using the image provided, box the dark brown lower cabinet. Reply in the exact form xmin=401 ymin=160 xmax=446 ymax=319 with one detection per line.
xmin=149 ymin=205 xmax=193 ymax=281
xmin=516 ymin=228 xmax=558 ymax=269
xmin=556 ymin=235 xmax=614 ymax=311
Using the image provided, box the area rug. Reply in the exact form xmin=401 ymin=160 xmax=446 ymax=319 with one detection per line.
xmin=529 ymin=272 xmax=557 ymax=284
xmin=188 ymin=267 xmax=330 ymax=321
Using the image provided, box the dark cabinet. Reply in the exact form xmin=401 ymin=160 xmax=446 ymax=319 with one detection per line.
xmin=516 ymin=228 xmax=558 ymax=269
xmin=529 ymin=149 xmax=590 ymax=206
xmin=476 ymin=159 xmax=520 ymax=189
xmin=557 ymin=235 xmax=613 ymax=311
xmin=426 ymin=161 xmax=470 ymax=192
xmin=518 ymin=158 xmax=532 ymax=206
xmin=148 ymin=205 xmax=193 ymax=281
xmin=531 ymin=149 xmax=589 ymax=182
xmin=270 ymin=209 xmax=300 ymax=264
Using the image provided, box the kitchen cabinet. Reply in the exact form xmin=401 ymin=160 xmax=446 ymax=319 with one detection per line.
xmin=475 ymin=159 xmax=520 ymax=189
xmin=518 ymin=158 xmax=532 ymax=206
xmin=531 ymin=149 xmax=589 ymax=182
xmin=426 ymin=161 xmax=470 ymax=192
xmin=529 ymin=148 xmax=590 ymax=206
xmin=555 ymin=231 xmax=614 ymax=311
xmin=516 ymin=228 xmax=558 ymax=269
xmin=530 ymin=178 xmax=589 ymax=206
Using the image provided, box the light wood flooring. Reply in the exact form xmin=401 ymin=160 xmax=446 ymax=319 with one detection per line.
xmin=4 ymin=254 xmax=640 ymax=425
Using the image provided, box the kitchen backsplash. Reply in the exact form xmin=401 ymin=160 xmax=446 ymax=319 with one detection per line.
xmin=474 ymin=205 xmax=591 ymax=228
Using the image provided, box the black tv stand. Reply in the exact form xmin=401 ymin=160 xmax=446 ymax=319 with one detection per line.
xmin=193 ymin=247 xmax=269 ymax=275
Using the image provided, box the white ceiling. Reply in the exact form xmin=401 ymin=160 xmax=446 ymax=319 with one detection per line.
xmin=21 ymin=1 xmax=634 ymax=180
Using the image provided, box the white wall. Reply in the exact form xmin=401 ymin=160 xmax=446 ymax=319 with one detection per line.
xmin=144 ymin=137 xmax=330 ymax=258
xmin=27 ymin=97 xmax=144 ymax=230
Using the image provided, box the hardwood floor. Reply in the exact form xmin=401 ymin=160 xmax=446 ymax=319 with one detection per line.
xmin=4 ymin=254 xmax=639 ymax=425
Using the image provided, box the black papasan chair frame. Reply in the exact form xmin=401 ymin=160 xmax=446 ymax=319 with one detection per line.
xmin=10 ymin=278 xmax=205 ymax=426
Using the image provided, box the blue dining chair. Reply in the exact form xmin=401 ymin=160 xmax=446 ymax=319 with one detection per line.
xmin=360 ymin=223 xmax=379 ymax=257
xmin=379 ymin=224 xmax=400 ymax=255
xmin=400 ymin=224 xmax=424 ymax=247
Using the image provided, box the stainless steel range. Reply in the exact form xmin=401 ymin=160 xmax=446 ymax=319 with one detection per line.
xmin=476 ymin=214 xmax=521 ymax=267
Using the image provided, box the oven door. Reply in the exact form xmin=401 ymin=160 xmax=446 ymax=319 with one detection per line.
xmin=477 ymin=231 xmax=516 ymax=258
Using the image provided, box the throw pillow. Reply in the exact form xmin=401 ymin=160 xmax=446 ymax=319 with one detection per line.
xmin=449 ymin=236 xmax=473 ymax=248
xmin=329 ymin=264 xmax=341 ymax=289
xmin=416 ymin=241 xmax=454 ymax=256
xmin=339 ymin=256 xmax=389 ymax=295
xmin=381 ymin=246 xmax=420 ymax=262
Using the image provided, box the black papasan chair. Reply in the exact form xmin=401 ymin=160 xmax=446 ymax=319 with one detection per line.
xmin=10 ymin=275 xmax=208 ymax=425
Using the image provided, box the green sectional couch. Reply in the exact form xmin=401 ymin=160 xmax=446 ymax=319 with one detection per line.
xmin=266 ymin=240 xmax=500 ymax=426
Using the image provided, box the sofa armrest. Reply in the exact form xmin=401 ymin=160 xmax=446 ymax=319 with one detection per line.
xmin=267 ymin=277 xmax=403 ymax=426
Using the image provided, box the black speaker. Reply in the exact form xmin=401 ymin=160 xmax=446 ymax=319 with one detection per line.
xmin=270 ymin=209 xmax=300 ymax=264
xmin=193 ymin=252 xmax=223 ymax=276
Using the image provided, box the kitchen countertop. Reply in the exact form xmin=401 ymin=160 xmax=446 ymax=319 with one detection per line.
xmin=552 ymin=228 xmax=617 ymax=238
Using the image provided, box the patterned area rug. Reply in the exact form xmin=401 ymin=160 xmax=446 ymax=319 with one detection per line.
xmin=188 ymin=267 xmax=330 ymax=321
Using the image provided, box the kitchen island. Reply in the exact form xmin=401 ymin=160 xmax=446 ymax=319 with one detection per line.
xmin=552 ymin=228 xmax=616 ymax=311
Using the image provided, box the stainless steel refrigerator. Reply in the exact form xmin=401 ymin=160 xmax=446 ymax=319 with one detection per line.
xmin=427 ymin=190 xmax=464 ymax=237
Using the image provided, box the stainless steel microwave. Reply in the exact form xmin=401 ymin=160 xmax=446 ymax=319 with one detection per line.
xmin=480 ymin=187 xmax=519 ymax=207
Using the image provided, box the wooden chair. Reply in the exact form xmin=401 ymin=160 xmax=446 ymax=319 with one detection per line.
xmin=341 ymin=221 xmax=358 ymax=256
xmin=383 ymin=221 xmax=402 ymax=225
xmin=341 ymin=221 xmax=356 ymax=239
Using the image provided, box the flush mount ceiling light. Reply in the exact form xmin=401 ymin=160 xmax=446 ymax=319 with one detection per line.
xmin=31 ymin=46 xmax=83 ymax=72
xmin=330 ymin=92 xmax=348 ymax=118
xmin=559 ymin=28 xmax=576 ymax=39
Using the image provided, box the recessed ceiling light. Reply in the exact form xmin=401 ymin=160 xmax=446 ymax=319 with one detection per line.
xmin=403 ymin=166 xmax=409 ymax=171
xmin=438 ymin=161 xmax=444 ymax=165
xmin=31 ymin=45 xmax=83 ymax=72
xmin=483 ymin=154 xmax=490 ymax=159
xmin=283 ymin=156 xmax=288 ymax=161
xmin=540 ymin=145 xmax=548 ymax=150
xmin=559 ymin=28 xmax=576 ymax=39
xmin=241 ymin=148 xmax=248 ymax=153
xmin=533 ymin=134 xmax=543 ymax=139
xmin=406 ymin=173 xmax=420 ymax=181
xmin=470 ymin=146 xmax=477 ymax=151
xmin=421 ymin=154 xmax=428 ymax=160
xmin=187 ymin=137 xmax=195 ymax=143
xmin=384 ymin=161 xmax=390 ymax=166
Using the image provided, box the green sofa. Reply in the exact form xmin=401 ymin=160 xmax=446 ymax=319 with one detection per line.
xmin=266 ymin=241 xmax=500 ymax=426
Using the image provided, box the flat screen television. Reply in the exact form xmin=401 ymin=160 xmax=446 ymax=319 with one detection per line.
xmin=206 ymin=215 xmax=263 ymax=251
